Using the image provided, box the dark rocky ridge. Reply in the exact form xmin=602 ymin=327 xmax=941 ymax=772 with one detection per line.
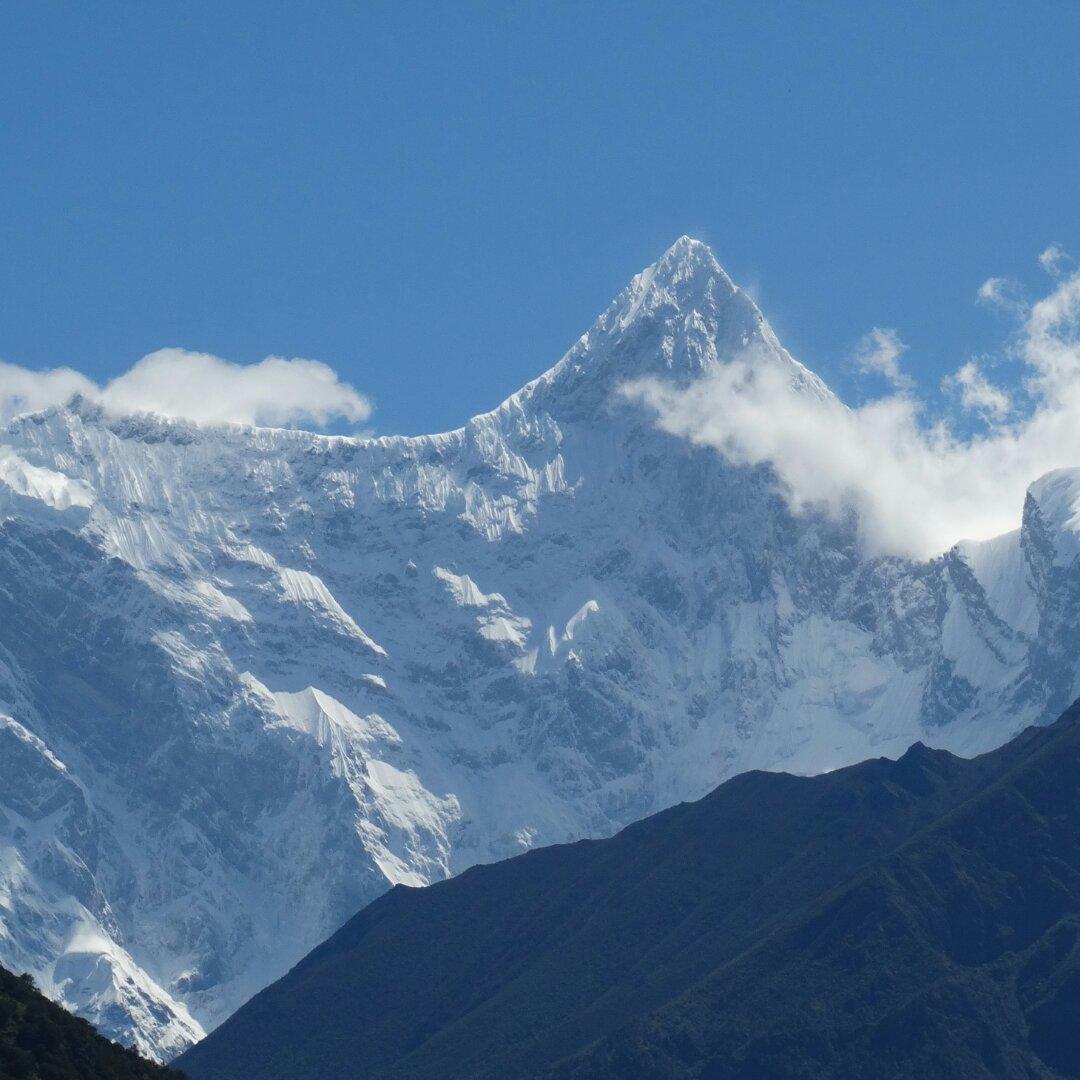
xmin=0 ymin=964 xmax=182 ymax=1080
xmin=180 ymin=702 xmax=1080 ymax=1080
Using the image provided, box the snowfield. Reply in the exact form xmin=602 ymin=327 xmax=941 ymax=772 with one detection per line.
xmin=2 ymin=238 xmax=1079 ymax=1058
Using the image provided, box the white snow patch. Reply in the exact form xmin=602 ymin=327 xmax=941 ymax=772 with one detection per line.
xmin=276 ymin=567 xmax=387 ymax=655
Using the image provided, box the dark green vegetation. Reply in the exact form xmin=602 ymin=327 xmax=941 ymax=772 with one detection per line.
xmin=0 ymin=965 xmax=182 ymax=1080
xmin=180 ymin=703 xmax=1080 ymax=1080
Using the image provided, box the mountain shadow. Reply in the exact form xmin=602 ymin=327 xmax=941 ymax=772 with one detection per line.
xmin=179 ymin=702 xmax=1080 ymax=1080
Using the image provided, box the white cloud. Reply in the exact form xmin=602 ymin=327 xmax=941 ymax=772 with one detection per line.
xmin=977 ymin=275 xmax=1023 ymax=311
xmin=623 ymin=266 xmax=1080 ymax=561
xmin=944 ymin=360 xmax=1012 ymax=421
xmin=852 ymin=327 xmax=910 ymax=387
xmin=0 ymin=360 xmax=97 ymax=423
xmin=0 ymin=349 xmax=371 ymax=430
xmin=1039 ymin=242 xmax=1070 ymax=277
xmin=98 ymin=350 xmax=372 ymax=428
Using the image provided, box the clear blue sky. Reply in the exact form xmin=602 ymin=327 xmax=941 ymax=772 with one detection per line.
xmin=2 ymin=1 xmax=1078 ymax=435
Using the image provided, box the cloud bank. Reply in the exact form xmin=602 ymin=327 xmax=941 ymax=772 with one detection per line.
xmin=0 ymin=349 xmax=371 ymax=430
xmin=624 ymin=254 xmax=1080 ymax=561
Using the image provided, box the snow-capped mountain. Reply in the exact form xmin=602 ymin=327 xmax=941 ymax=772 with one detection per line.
xmin=1 ymin=237 xmax=1078 ymax=1059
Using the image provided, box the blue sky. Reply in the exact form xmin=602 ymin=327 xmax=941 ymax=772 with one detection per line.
xmin=1 ymin=1 xmax=1078 ymax=436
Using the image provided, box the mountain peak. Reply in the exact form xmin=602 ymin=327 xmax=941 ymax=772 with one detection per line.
xmin=655 ymin=234 xmax=725 ymax=276
xmin=626 ymin=235 xmax=736 ymax=317
xmin=658 ymin=233 xmax=717 ymax=264
xmin=504 ymin=236 xmax=826 ymax=421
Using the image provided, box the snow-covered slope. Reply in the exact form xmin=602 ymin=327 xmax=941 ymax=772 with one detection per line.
xmin=1 ymin=237 xmax=1077 ymax=1059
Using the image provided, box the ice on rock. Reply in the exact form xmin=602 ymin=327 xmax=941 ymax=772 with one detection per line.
xmin=1026 ymin=468 xmax=1080 ymax=566
xmin=434 ymin=567 xmax=502 ymax=608
xmin=0 ymin=448 xmax=93 ymax=528
xmin=275 ymin=567 xmax=387 ymax=654
xmin=2 ymin=239 xmax=1079 ymax=1058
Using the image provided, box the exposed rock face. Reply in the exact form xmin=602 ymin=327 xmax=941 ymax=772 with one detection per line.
xmin=1 ymin=237 xmax=1077 ymax=1057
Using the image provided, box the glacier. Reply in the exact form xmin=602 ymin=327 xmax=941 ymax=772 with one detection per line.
xmin=2 ymin=236 xmax=1080 ymax=1059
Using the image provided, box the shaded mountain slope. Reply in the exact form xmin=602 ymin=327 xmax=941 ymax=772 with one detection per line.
xmin=180 ymin=704 xmax=1080 ymax=1080
xmin=0 ymin=964 xmax=181 ymax=1080
xmin=7 ymin=237 xmax=1080 ymax=1055
xmin=549 ymin=704 xmax=1080 ymax=1079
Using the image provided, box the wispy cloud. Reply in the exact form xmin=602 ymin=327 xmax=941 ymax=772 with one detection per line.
xmin=623 ymin=251 xmax=1080 ymax=560
xmin=944 ymin=360 xmax=1012 ymax=421
xmin=976 ymin=275 xmax=1024 ymax=311
xmin=852 ymin=327 xmax=910 ymax=387
xmin=0 ymin=349 xmax=371 ymax=430
xmin=1039 ymin=242 xmax=1071 ymax=277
